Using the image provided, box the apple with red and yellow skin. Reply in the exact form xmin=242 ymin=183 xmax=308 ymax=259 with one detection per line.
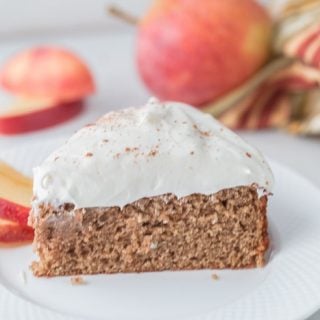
xmin=0 ymin=47 xmax=94 ymax=134
xmin=0 ymin=47 xmax=94 ymax=101
xmin=136 ymin=0 xmax=272 ymax=106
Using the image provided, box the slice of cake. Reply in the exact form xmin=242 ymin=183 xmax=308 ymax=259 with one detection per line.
xmin=29 ymin=98 xmax=273 ymax=276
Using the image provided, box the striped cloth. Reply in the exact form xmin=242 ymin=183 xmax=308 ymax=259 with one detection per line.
xmin=210 ymin=0 xmax=320 ymax=135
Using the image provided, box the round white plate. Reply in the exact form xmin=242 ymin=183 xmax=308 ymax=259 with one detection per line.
xmin=0 ymin=140 xmax=320 ymax=320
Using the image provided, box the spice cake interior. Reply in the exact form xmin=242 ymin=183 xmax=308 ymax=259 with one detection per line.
xmin=30 ymin=186 xmax=268 ymax=276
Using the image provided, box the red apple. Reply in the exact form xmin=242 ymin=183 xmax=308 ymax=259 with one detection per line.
xmin=0 ymin=47 xmax=95 ymax=101
xmin=136 ymin=0 xmax=272 ymax=106
xmin=0 ymin=99 xmax=83 ymax=134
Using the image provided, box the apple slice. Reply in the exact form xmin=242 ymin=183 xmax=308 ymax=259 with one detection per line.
xmin=0 ymin=46 xmax=95 ymax=101
xmin=0 ymin=218 xmax=33 ymax=244
xmin=0 ymin=162 xmax=34 ymax=246
xmin=0 ymin=160 xmax=32 ymax=207
xmin=0 ymin=197 xmax=30 ymax=225
xmin=0 ymin=98 xmax=84 ymax=134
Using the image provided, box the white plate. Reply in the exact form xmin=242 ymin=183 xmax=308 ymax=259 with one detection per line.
xmin=0 ymin=139 xmax=320 ymax=320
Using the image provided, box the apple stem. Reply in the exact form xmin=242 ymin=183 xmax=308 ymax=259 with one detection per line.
xmin=107 ymin=5 xmax=139 ymax=25
xmin=203 ymin=57 xmax=293 ymax=117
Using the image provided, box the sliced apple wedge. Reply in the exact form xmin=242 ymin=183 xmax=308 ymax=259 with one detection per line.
xmin=0 ymin=46 xmax=94 ymax=134
xmin=0 ymin=161 xmax=32 ymax=207
xmin=0 ymin=198 xmax=30 ymax=225
xmin=0 ymin=162 xmax=34 ymax=246
xmin=0 ymin=98 xmax=84 ymax=134
xmin=0 ymin=218 xmax=33 ymax=244
xmin=0 ymin=46 xmax=95 ymax=101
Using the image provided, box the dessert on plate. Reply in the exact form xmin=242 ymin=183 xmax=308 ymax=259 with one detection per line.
xmin=29 ymin=98 xmax=273 ymax=276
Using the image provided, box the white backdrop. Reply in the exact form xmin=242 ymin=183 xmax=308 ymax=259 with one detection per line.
xmin=0 ymin=0 xmax=151 ymax=38
xmin=0 ymin=0 xmax=285 ymax=38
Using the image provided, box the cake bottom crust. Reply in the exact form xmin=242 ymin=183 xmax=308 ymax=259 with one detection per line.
xmin=29 ymin=186 xmax=269 ymax=277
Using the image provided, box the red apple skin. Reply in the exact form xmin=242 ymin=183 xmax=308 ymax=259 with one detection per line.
xmin=137 ymin=0 xmax=272 ymax=106
xmin=0 ymin=99 xmax=84 ymax=135
xmin=0 ymin=197 xmax=30 ymax=225
xmin=0 ymin=220 xmax=34 ymax=243
xmin=0 ymin=47 xmax=95 ymax=101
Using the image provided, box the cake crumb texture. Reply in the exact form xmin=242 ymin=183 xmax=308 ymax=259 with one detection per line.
xmin=70 ymin=276 xmax=86 ymax=285
xmin=30 ymin=186 xmax=268 ymax=277
xmin=211 ymin=273 xmax=219 ymax=280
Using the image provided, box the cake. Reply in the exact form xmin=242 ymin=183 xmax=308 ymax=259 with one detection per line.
xmin=29 ymin=98 xmax=273 ymax=277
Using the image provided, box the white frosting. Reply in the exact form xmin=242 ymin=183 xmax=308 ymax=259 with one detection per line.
xmin=32 ymin=99 xmax=274 ymax=210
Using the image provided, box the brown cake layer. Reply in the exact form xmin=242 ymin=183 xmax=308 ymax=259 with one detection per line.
xmin=29 ymin=186 xmax=269 ymax=277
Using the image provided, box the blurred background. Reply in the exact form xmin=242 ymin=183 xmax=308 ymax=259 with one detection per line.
xmin=0 ymin=0 xmax=320 ymax=320
xmin=0 ymin=0 xmax=318 ymax=181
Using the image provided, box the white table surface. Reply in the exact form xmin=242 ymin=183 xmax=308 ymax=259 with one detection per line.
xmin=0 ymin=29 xmax=319 ymax=320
